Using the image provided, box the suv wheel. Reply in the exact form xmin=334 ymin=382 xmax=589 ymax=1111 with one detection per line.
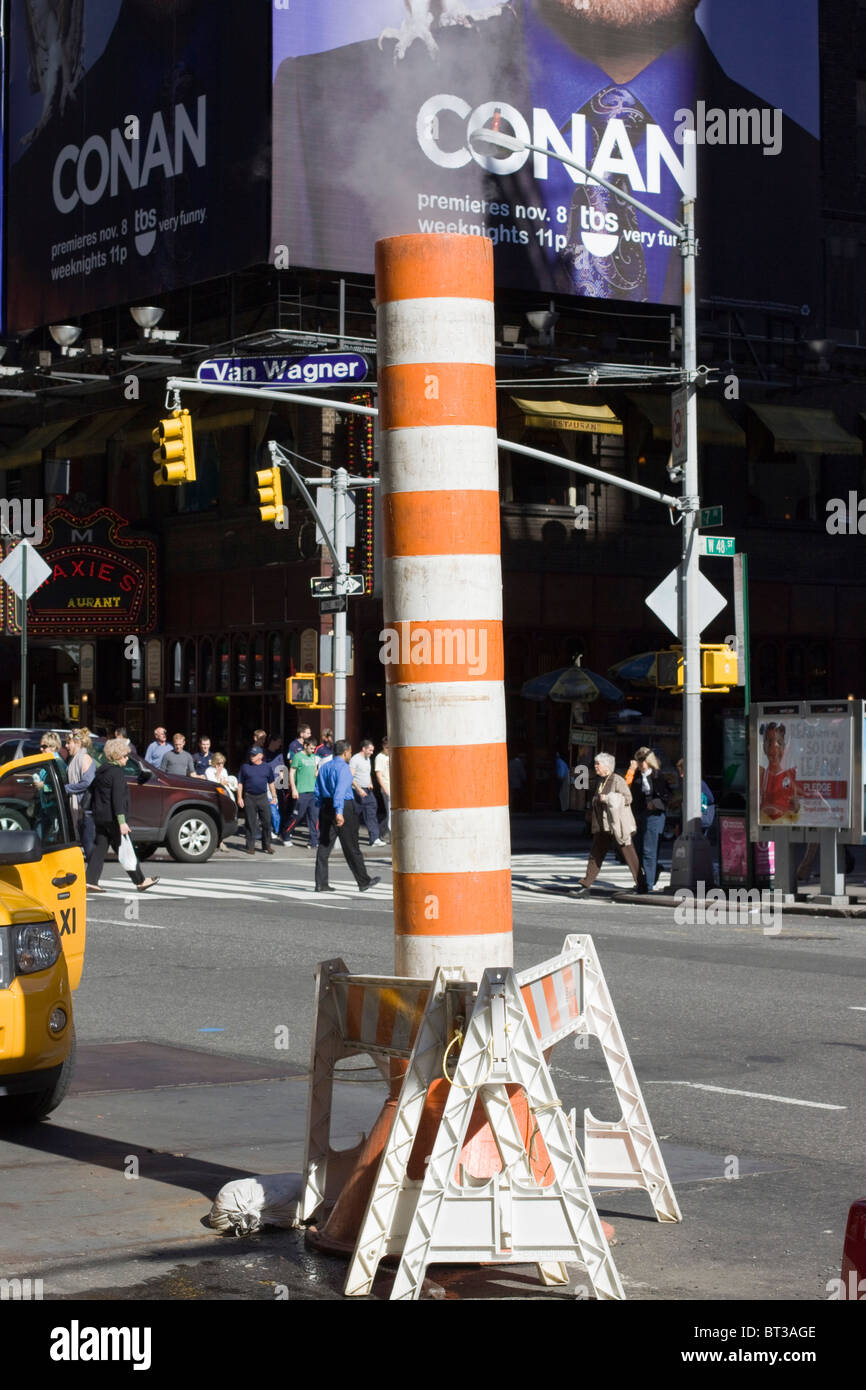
xmin=0 ymin=810 xmax=29 ymax=832
xmin=166 ymin=811 xmax=217 ymax=863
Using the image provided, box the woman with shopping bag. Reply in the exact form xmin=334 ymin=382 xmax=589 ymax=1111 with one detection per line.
xmin=86 ymin=738 xmax=159 ymax=893
xmin=571 ymin=752 xmax=644 ymax=897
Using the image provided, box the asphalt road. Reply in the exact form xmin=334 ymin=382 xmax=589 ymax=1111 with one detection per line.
xmin=1 ymin=836 xmax=864 ymax=1307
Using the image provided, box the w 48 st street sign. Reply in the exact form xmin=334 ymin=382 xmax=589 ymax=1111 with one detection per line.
xmin=310 ymin=575 xmax=366 ymax=598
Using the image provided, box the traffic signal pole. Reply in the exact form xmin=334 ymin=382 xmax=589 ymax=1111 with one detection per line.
xmin=263 ymin=442 xmax=362 ymax=743
xmin=673 ymin=198 xmax=712 ymax=888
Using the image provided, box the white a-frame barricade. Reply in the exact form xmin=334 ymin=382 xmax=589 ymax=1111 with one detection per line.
xmin=302 ymin=935 xmax=680 ymax=1300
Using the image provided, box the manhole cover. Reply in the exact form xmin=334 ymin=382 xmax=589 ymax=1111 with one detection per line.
xmin=71 ymin=1041 xmax=304 ymax=1095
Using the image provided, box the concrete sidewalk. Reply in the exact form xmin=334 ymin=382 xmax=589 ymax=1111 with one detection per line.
xmin=511 ymin=812 xmax=866 ymax=918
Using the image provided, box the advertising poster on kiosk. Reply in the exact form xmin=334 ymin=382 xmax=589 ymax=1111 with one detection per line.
xmin=272 ymin=0 xmax=819 ymax=306
xmin=755 ymin=702 xmax=855 ymax=833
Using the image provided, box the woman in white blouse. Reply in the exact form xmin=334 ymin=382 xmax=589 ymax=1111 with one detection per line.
xmin=205 ymin=753 xmax=237 ymax=851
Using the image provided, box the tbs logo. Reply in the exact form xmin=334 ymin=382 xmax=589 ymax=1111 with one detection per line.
xmin=579 ymin=206 xmax=619 ymax=257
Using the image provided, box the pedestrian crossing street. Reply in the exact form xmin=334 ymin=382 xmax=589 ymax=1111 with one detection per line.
xmin=91 ymin=851 xmax=657 ymax=910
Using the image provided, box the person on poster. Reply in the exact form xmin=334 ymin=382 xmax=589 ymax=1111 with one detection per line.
xmin=272 ymin=0 xmax=818 ymax=307
xmin=759 ymin=721 xmax=799 ymax=824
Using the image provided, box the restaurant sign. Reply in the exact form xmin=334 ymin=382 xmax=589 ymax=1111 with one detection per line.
xmin=3 ymin=508 xmax=157 ymax=636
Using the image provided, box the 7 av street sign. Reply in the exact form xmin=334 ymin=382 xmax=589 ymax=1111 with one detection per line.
xmin=700 ymin=505 xmax=724 ymax=528
xmin=310 ymin=574 xmax=366 ymax=598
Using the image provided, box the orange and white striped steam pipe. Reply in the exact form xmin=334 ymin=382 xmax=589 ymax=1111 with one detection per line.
xmin=375 ymin=232 xmax=512 ymax=979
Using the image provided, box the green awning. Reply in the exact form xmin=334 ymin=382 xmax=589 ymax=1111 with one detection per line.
xmin=749 ymin=404 xmax=862 ymax=455
xmin=512 ymin=398 xmax=623 ymax=436
xmin=61 ymin=407 xmax=143 ymax=458
xmin=0 ymin=420 xmax=76 ymax=471
xmin=627 ymin=393 xmax=745 ymax=447
xmin=124 ymin=404 xmax=256 ymax=447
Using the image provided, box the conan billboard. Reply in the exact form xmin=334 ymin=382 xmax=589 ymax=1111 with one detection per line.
xmin=272 ymin=0 xmax=819 ymax=307
xmin=6 ymin=0 xmax=269 ymax=333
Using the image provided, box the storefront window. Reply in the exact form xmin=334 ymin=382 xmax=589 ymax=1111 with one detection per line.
xmin=268 ymin=634 xmax=283 ymax=688
xmin=128 ymin=644 xmax=143 ymax=700
xmin=217 ymin=638 xmax=229 ymax=692
xmin=253 ymin=635 xmax=265 ymax=691
xmin=200 ymin=639 xmax=214 ymax=692
xmin=184 ymin=640 xmax=196 ymax=694
xmin=170 ymin=641 xmax=183 ymax=694
xmin=235 ymin=636 xmax=249 ymax=691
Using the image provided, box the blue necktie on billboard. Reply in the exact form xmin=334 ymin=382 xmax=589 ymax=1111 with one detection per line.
xmin=567 ymin=85 xmax=650 ymax=301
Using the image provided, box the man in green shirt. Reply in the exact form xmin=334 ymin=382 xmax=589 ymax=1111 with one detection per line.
xmin=289 ymin=738 xmax=320 ymax=848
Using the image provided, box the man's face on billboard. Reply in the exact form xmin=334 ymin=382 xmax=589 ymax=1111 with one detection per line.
xmin=549 ymin=0 xmax=697 ymax=24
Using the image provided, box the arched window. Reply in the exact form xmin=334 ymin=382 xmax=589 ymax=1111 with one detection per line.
xmin=127 ymin=642 xmax=143 ymax=700
xmin=200 ymin=638 xmax=214 ymax=692
xmin=217 ymin=637 xmax=230 ymax=692
xmin=268 ymin=634 xmax=283 ymax=689
xmin=757 ymin=643 xmax=779 ymax=700
xmin=169 ymin=640 xmax=183 ymax=694
xmin=253 ymin=634 xmax=265 ymax=691
xmin=183 ymin=640 xmax=196 ymax=694
xmin=235 ymin=635 xmax=249 ymax=691
xmin=806 ymin=642 xmax=829 ymax=699
xmin=785 ymin=643 xmax=805 ymax=696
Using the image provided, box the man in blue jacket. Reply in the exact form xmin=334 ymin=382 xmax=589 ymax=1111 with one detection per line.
xmin=314 ymin=740 xmax=381 ymax=894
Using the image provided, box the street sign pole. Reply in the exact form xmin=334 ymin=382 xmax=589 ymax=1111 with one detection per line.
xmin=333 ymin=467 xmax=348 ymax=743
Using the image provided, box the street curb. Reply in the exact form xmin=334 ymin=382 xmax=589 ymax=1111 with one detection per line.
xmin=612 ymin=891 xmax=866 ymax=919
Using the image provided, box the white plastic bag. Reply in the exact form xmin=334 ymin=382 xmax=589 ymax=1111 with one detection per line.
xmin=117 ymin=834 xmax=138 ymax=872
xmin=206 ymin=1172 xmax=303 ymax=1236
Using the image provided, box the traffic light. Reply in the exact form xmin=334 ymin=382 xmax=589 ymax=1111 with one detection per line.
xmin=701 ymin=644 xmax=738 ymax=688
xmin=152 ymin=409 xmax=196 ymax=486
xmin=286 ymin=674 xmax=318 ymax=707
xmin=256 ymin=464 xmax=284 ymax=523
xmin=655 ymin=645 xmax=738 ymax=692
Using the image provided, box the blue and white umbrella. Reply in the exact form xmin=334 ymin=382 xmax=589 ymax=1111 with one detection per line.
xmin=521 ymin=661 xmax=623 ymax=704
xmin=608 ymin=651 xmax=659 ymax=687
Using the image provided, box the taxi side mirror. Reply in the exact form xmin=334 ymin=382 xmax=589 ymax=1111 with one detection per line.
xmin=0 ymin=830 xmax=43 ymax=865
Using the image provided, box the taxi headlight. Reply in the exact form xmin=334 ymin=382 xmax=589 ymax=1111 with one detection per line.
xmin=14 ymin=920 xmax=62 ymax=974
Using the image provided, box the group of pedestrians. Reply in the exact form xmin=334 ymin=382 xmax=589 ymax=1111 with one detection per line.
xmin=230 ymin=725 xmax=388 ymax=894
xmin=49 ymin=728 xmax=160 ymax=896
xmin=572 ymin=747 xmax=714 ymax=897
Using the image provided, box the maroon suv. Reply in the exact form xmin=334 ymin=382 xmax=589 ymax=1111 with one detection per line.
xmin=0 ymin=732 xmax=238 ymax=863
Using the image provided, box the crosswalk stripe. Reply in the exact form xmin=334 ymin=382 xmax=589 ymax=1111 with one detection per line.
xmin=94 ymin=853 xmax=643 ymax=909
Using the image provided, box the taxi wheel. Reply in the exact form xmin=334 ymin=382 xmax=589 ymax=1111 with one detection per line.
xmin=0 ymin=1032 xmax=76 ymax=1124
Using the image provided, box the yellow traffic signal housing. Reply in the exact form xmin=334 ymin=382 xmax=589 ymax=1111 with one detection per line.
xmin=286 ymin=674 xmax=318 ymax=707
xmin=256 ymin=465 xmax=284 ymax=523
xmin=152 ymin=409 xmax=196 ymax=486
xmin=656 ymin=648 xmax=684 ymax=689
xmin=656 ymin=645 xmax=738 ymax=692
xmin=702 ymin=645 xmax=738 ymax=688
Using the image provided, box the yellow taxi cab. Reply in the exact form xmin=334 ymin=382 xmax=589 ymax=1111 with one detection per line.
xmin=0 ymin=751 xmax=86 ymax=1121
